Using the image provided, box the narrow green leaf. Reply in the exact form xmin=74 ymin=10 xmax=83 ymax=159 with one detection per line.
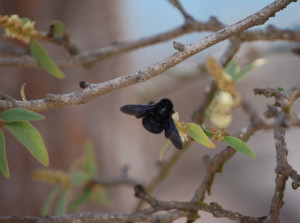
xmin=224 ymin=136 xmax=256 ymax=159
xmin=0 ymin=108 xmax=44 ymax=122
xmin=202 ymin=127 xmax=213 ymax=138
xmin=186 ymin=123 xmax=215 ymax=149
xmin=55 ymin=189 xmax=70 ymax=215
xmin=6 ymin=121 xmax=49 ymax=166
xmin=159 ymin=139 xmax=170 ymax=162
xmin=69 ymin=190 xmax=92 ymax=211
xmin=84 ymin=141 xmax=97 ymax=175
xmin=42 ymin=186 xmax=60 ymax=215
xmin=225 ymin=58 xmax=240 ymax=79
xmin=20 ymin=83 xmax=27 ymax=101
xmin=0 ymin=131 xmax=9 ymax=178
xmin=233 ymin=58 xmax=266 ymax=81
xmin=70 ymin=172 xmax=91 ymax=186
xmin=30 ymin=40 xmax=65 ymax=79
xmin=51 ymin=20 xmax=64 ymax=37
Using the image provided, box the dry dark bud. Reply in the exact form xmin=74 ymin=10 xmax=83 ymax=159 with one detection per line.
xmin=274 ymin=102 xmax=281 ymax=107
xmin=47 ymin=24 xmax=55 ymax=38
xmin=79 ymin=81 xmax=89 ymax=89
xmin=134 ymin=184 xmax=146 ymax=198
xmin=210 ymin=202 xmax=222 ymax=209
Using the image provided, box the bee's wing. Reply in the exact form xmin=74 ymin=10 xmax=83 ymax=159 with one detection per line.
xmin=164 ymin=117 xmax=183 ymax=150
xmin=120 ymin=104 xmax=155 ymax=118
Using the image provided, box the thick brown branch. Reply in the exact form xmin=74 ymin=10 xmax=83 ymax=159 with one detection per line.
xmin=265 ymin=128 xmax=289 ymax=223
xmin=134 ymin=185 xmax=264 ymax=222
xmin=0 ymin=0 xmax=296 ymax=113
xmin=0 ymin=211 xmax=188 ymax=223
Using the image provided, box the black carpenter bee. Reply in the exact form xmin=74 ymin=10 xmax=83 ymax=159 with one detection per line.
xmin=120 ymin=98 xmax=183 ymax=150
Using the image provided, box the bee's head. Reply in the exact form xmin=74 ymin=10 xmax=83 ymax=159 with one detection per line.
xmin=156 ymin=98 xmax=174 ymax=116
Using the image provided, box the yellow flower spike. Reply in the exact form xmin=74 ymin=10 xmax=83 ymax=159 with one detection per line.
xmin=209 ymin=91 xmax=234 ymax=128
xmin=206 ymin=56 xmax=242 ymax=128
xmin=32 ymin=169 xmax=71 ymax=188
xmin=0 ymin=14 xmax=43 ymax=44
xmin=172 ymin=112 xmax=189 ymax=143
xmin=210 ymin=126 xmax=226 ymax=142
xmin=206 ymin=56 xmax=237 ymax=96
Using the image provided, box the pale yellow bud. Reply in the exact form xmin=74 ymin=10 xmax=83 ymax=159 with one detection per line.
xmin=210 ymin=91 xmax=234 ymax=128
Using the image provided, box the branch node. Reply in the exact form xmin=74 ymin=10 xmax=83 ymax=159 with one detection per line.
xmin=253 ymin=87 xmax=281 ymax=98
xmin=208 ymin=16 xmax=222 ymax=26
xmin=46 ymin=93 xmax=57 ymax=102
xmin=173 ymin=41 xmax=185 ymax=51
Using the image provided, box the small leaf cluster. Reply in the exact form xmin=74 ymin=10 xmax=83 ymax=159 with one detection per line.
xmin=164 ymin=113 xmax=255 ymax=159
xmin=159 ymin=117 xmax=256 ymax=161
xmin=206 ymin=57 xmax=265 ymax=128
xmin=0 ymin=108 xmax=48 ymax=178
xmin=0 ymin=14 xmax=65 ymax=79
xmin=225 ymin=58 xmax=266 ymax=81
xmin=187 ymin=124 xmax=255 ymax=159
xmin=33 ymin=141 xmax=110 ymax=215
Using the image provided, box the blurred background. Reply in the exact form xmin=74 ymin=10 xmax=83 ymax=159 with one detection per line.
xmin=0 ymin=0 xmax=300 ymax=222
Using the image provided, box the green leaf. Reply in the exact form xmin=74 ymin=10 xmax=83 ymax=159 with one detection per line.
xmin=233 ymin=58 xmax=266 ymax=81
xmin=159 ymin=139 xmax=170 ymax=162
xmin=0 ymin=108 xmax=44 ymax=122
xmin=56 ymin=189 xmax=70 ymax=215
xmin=277 ymin=87 xmax=284 ymax=92
xmin=21 ymin=17 xmax=31 ymax=25
xmin=84 ymin=141 xmax=97 ymax=175
xmin=30 ymin=40 xmax=65 ymax=79
xmin=42 ymin=186 xmax=60 ymax=215
xmin=225 ymin=58 xmax=240 ymax=79
xmin=202 ymin=127 xmax=213 ymax=138
xmin=51 ymin=20 xmax=64 ymax=37
xmin=224 ymin=136 xmax=256 ymax=159
xmin=186 ymin=123 xmax=215 ymax=149
xmin=69 ymin=190 xmax=92 ymax=211
xmin=6 ymin=121 xmax=49 ymax=166
xmin=0 ymin=131 xmax=9 ymax=178
xmin=20 ymin=83 xmax=27 ymax=101
xmin=70 ymin=172 xmax=91 ymax=186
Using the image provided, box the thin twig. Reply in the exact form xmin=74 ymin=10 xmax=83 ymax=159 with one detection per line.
xmin=91 ymin=166 xmax=142 ymax=187
xmin=167 ymin=0 xmax=195 ymax=21
xmin=0 ymin=20 xmax=299 ymax=67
